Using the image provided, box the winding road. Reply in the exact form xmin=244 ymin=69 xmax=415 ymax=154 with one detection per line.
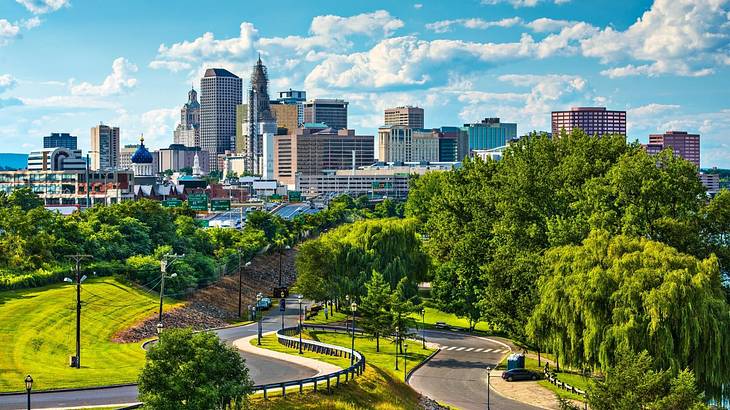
xmin=410 ymin=330 xmax=542 ymax=410
xmin=0 ymin=300 xmax=312 ymax=410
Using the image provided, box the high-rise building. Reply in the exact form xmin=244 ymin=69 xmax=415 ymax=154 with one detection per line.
xmin=43 ymin=132 xmax=77 ymax=150
xmin=461 ymin=118 xmax=517 ymax=151
xmin=200 ymin=68 xmax=242 ymax=171
xmin=551 ymin=107 xmax=626 ymax=137
xmin=303 ymin=99 xmax=348 ymax=130
xmin=174 ymin=87 xmax=201 ymax=147
xmin=120 ymin=144 xmax=139 ymax=169
xmin=437 ymin=126 xmax=469 ymax=162
xmin=90 ymin=124 xmax=120 ymax=170
xmin=384 ymin=106 xmax=424 ymax=129
xmin=274 ymin=124 xmax=375 ymax=186
xmin=238 ymin=56 xmax=277 ymax=177
xmin=157 ymin=144 xmax=210 ymax=174
xmin=270 ymin=103 xmax=299 ymax=134
xmin=377 ymin=126 xmax=439 ymax=163
xmin=277 ymin=89 xmax=306 ymax=126
xmin=648 ymin=131 xmax=700 ymax=167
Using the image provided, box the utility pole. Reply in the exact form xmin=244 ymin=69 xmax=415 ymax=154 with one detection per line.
xmin=65 ymin=254 xmax=91 ymax=369
xmin=159 ymin=253 xmax=184 ymax=325
xmin=237 ymin=248 xmax=251 ymax=319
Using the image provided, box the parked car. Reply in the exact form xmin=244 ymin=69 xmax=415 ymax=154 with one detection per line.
xmin=257 ymin=297 xmax=272 ymax=310
xmin=502 ymin=368 xmax=540 ymax=382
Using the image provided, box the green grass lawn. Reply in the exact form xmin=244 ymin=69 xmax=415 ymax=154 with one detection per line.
xmin=305 ymin=308 xmax=349 ymax=325
xmin=0 ymin=277 xmax=180 ymax=392
xmin=409 ymin=305 xmax=495 ymax=333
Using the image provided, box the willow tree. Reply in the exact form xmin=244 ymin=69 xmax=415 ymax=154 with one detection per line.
xmin=528 ymin=230 xmax=730 ymax=388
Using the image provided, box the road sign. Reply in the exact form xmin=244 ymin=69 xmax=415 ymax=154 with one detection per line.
xmin=280 ymin=298 xmax=286 ymax=311
xmin=162 ymin=198 xmax=182 ymax=208
xmin=210 ymin=199 xmax=231 ymax=211
xmin=288 ymin=190 xmax=302 ymax=202
xmin=188 ymin=193 xmax=208 ymax=211
xmin=194 ymin=219 xmax=209 ymax=228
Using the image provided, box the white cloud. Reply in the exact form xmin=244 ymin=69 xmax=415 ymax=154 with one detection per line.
xmin=155 ymin=23 xmax=258 ymax=64
xmin=481 ymin=0 xmax=571 ymax=7
xmin=414 ymin=3 xmax=423 ymax=9
xmin=426 ymin=17 xmax=523 ymax=33
xmin=70 ymin=57 xmax=138 ymax=96
xmin=582 ymin=0 xmax=730 ymax=77
xmin=629 ymin=103 xmax=680 ymax=117
xmin=311 ymin=10 xmax=403 ymax=38
xmin=0 ymin=20 xmax=21 ymax=45
xmin=15 ymin=0 xmax=69 ymax=14
xmin=148 ymin=60 xmax=192 ymax=72
xmin=0 ymin=74 xmax=17 ymax=93
xmin=18 ymin=95 xmax=117 ymax=109
xmin=21 ymin=17 xmax=42 ymax=29
xmin=525 ymin=17 xmax=577 ymax=32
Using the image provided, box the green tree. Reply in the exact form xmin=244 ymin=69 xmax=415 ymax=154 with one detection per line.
xmin=138 ymin=328 xmax=253 ymax=410
xmin=588 ymin=349 xmax=708 ymax=410
xmin=359 ymin=270 xmax=393 ymax=352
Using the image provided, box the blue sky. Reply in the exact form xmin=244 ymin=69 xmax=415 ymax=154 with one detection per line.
xmin=1 ymin=0 xmax=729 ymax=166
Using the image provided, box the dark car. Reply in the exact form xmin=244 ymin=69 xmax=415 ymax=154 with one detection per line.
xmin=502 ymin=368 xmax=540 ymax=382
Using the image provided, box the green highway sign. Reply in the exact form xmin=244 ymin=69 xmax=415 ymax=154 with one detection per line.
xmin=210 ymin=199 xmax=231 ymax=211
xmin=162 ymin=198 xmax=182 ymax=208
xmin=288 ymin=190 xmax=302 ymax=202
xmin=194 ymin=219 xmax=209 ymax=228
xmin=188 ymin=193 xmax=209 ymax=211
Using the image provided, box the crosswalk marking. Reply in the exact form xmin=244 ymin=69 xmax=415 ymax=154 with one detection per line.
xmin=446 ymin=346 xmax=457 ymax=351
xmin=440 ymin=345 xmax=510 ymax=353
xmin=455 ymin=347 xmax=466 ymax=351
xmin=474 ymin=348 xmax=483 ymax=352
xmin=464 ymin=347 xmax=474 ymax=352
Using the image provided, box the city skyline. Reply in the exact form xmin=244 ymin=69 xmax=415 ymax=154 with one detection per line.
xmin=0 ymin=0 xmax=728 ymax=166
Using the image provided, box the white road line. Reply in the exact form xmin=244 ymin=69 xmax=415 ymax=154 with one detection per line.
xmin=464 ymin=347 xmax=475 ymax=352
xmin=455 ymin=347 xmax=466 ymax=351
xmin=474 ymin=348 xmax=484 ymax=352
xmin=483 ymin=348 xmax=494 ymax=352
xmin=446 ymin=346 xmax=458 ymax=351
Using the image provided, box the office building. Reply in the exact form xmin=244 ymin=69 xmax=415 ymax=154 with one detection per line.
xmin=43 ymin=132 xmax=77 ymax=150
xmin=277 ymin=89 xmax=307 ymax=126
xmin=461 ymin=118 xmax=517 ymax=151
xmin=384 ymin=106 xmax=424 ymax=129
xmin=200 ymin=68 xmax=243 ymax=171
xmin=27 ymin=147 xmax=87 ymax=171
xmin=648 ymin=131 xmax=700 ymax=167
xmin=274 ymin=124 xmax=375 ymax=186
xmin=303 ymin=99 xmax=348 ymax=130
xmin=174 ymin=87 xmax=201 ymax=147
xmin=377 ymin=126 xmax=440 ymax=162
xmin=700 ymin=172 xmax=720 ymax=196
xmin=90 ymin=124 xmax=120 ymax=170
xmin=237 ymin=57 xmax=277 ymax=177
xmin=158 ymin=144 xmax=209 ymax=175
xmin=270 ymin=103 xmax=299 ymax=134
xmin=551 ymin=107 xmax=626 ymax=137
xmin=437 ymin=126 xmax=469 ymax=162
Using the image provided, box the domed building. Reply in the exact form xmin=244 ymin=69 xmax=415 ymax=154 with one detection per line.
xmin=131 ymin=136 xmax=155 ymax=177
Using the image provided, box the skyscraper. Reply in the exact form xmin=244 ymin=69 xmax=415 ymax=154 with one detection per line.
xmin=200 ymin=68 xmax=242 ymax=171
xmin=551 ymin=107 xmax=626 ymax=137
xmin=384 ymin=106 xmax=424 ymax=129
xmin=43 ymin=132 xmax=77 ymax=150
xmin=90 ymin=124 xmax=120 ymax=170
xmin=174 ymin=87 xmax=201 ymax=147
xmin=648 ymin=131 xmax=700 ymax=167
xmin=239 ymin=56 xmax=277 ymax=177
xmin=277 ymin=89 xmax=307 ymax=126
xmin=303 ymin=99 xmax=348 ymax=130
xmin=461 ymin=118 xmax=517 ymax=151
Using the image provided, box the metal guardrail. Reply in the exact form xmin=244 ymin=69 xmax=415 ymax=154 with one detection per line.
xmin=249 ymin=324 xmax=366 ymax=399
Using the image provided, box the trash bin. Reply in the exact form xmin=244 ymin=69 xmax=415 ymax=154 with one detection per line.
xmin=507 ymin=353 xmax=525 ymax=370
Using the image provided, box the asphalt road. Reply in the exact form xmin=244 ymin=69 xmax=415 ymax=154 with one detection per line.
xmin=409 ymin=330 xmax=542 ymax=410
xmin=0 ymin=299 xmax=315 ymax=410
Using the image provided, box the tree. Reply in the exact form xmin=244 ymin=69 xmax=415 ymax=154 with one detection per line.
xmin=0 ymin=187 xmax=44 ymax=210
xmin=528 ymin=230 xmax=730 ymax=388
xmin=138 ymin=328 xmax=253 ymax=410
xmin=359 ymin=270 xmax=393 ymax=352
xmin=390 ymin=277 xmax=420 ymax=353
xmin=588 ymin=349 xmax=708 ymax=410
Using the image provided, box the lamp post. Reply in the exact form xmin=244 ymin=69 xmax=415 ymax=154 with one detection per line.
xmin=24 ymin=375 xmax=32 ymax=410
xmin=345 ymin=295 xmax=350 ymax=334
xmin=280 ymin=291 xmax=287 ymax=330
xmin=278 ymin=244 xmax=291 ymax=287
xmin=298 ymin=294 xmax=304 ymax=354
xmin=156 ymin=322 xmax=163 ymax=336
xmin=395 ymin=326 xmax=399 ymax=370
xmin=64 ymin=254 xmax=90 ymax=369
xmin=256 ymin=292 xmax=263 ymax=346
xmin=159 ymin=253 xmax=183 ymax=325
xmin=404 ymin=343 xmax=408 ymax=380
xmin=350 ymin=302 xmax=357 ymax=366
xmin=486 ymin=366 xmax=492 ymax=410
xmin=421 ymin=307 xmax=426 ymax=349
xmin=237 ymin=253 xmax=251 ymax=319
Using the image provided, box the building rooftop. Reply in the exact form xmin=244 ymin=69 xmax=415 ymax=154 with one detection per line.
xmin=203 ymin=68 xmax=239 ymax=78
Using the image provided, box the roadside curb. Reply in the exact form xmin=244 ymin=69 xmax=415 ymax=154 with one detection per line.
xmin=0 ymin=382 xmax=137 ymax=396
xmin=405 ymin=347 xmax=442 ymax=383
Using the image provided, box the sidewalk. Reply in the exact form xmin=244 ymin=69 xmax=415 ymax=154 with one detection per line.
xmin=232 ymin=331 xmax=342 ymax=376
xmin=488 ymin=370 xmax=561 ymax=410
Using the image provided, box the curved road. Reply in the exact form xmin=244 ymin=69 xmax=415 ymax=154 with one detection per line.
xmin=0 ymin=299 xmax=314 ymax=410
xmin=410 ymin=330 xmax=541 ymax=410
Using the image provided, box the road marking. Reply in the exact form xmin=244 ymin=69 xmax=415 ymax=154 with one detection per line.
xmin=484 ymin=348 xmax=494 ymax=352
xmin=446 ymin=346 xmax=458 ymax=351
xmin=455 ymin=347 xmax=466 ymax=351
xmin=474 ymin=348 xmax=483 ymax=352
xmin=464 ymin=347 xmax=474 ymax=352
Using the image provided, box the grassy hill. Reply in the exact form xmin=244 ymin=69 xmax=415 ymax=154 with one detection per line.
xmin=0 ymin=277 xmax=180 ymax=392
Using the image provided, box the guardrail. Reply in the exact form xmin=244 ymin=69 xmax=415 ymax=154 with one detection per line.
xmin=544 ymin=369 xmax=586 ymax=396
xmin=249 ymin=324 xmax=366 ymax=399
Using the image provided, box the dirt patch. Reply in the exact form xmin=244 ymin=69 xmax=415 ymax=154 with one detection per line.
xmin=112 ymin=302 xmax=230 ymax=343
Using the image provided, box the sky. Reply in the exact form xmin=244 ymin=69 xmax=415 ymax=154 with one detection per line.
xmin=0 ymin=0 xmax=729 ymax=167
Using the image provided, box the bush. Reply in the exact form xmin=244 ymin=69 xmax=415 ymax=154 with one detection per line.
xmin=0 ymin=265 xmax=68 ymax=290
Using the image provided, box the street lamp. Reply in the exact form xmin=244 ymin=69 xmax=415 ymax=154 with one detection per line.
xmin=280 ymin=291 xmax=286 ymax=330
xmin=298 ymin=294 xmax=304 ymax=354
xmin=156 ymin=323 xmax=163 ymax=335
xmin=421 ymin=307 xmax=426 ymax=349
xmin=404 ymin=343 xmax=408 ymax=381
xmin=278 ymin=244 xmax=291 ymax=287
xmin=24 ymin=375 xmax=32 ymax=410
xmin=345 ymin=295 xmax=350 ymax=334
xmin=238 ymin=257 xmax=251 ymax=319
xmin=486 ymin=366 xmax=492 ymax=410
xmin=395 ymin=326 xmax=399 ymax=370
xmin=350 ymin=302 xmax=357 ymax=366
xmin=256 ymin=292 xmax=263 ymax=346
